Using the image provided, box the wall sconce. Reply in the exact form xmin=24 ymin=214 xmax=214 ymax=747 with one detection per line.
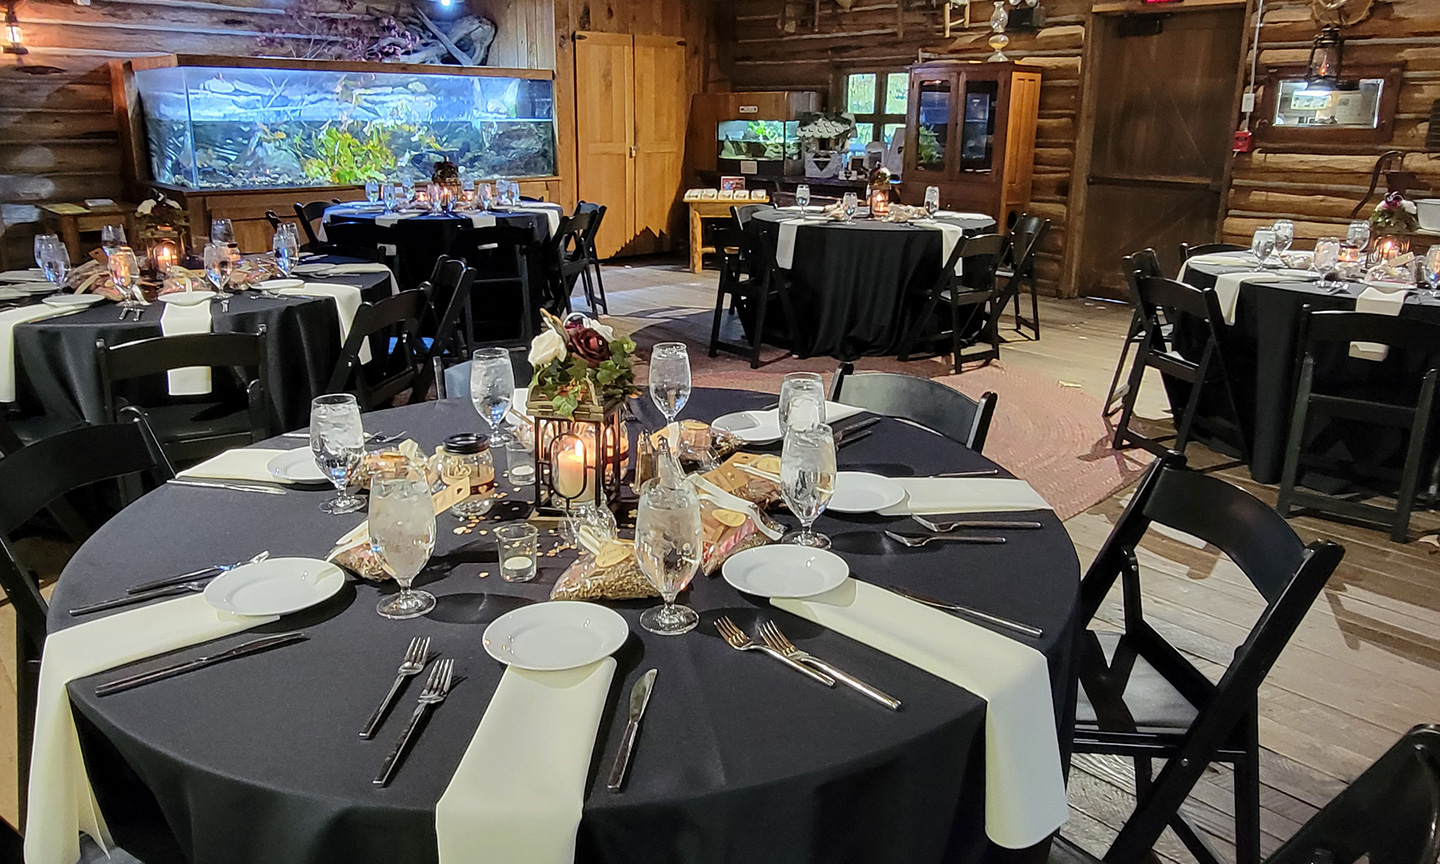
xmin=1301 ymin=27 xmax=1344 ymax=94
xmin=4 ymin=1 xmax=27 ymax=55
xmin=987 ymin=0 xmax=1039 ymax=62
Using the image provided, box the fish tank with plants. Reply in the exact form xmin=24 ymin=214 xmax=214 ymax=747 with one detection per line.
xmin=133 ymin=59 xmax=558 ymax=190
xmin=717 ymin=119 xmax=801 ymax=177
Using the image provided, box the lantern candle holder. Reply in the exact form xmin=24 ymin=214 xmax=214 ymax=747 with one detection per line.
xmin=530 ymin=396 xmax=626 ymax=518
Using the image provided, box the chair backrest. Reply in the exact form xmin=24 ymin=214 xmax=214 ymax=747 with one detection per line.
xmin=325 ymin=289 xmax=427 ymax=411
xmin=732 ymin=203 xmax=771 ymax=229
xmin=0 ymin=416 xmax=172 ymax=647
xmin=293 ymin=201 xmax=330 ymax=247
xmin=1180 ymin=242 xmax=1247 ymax=260
xmin=552 ymin=210 xmax=596 ymax=261
xmin=264 ymin=210 xmax=283 ymax=233
xmin=942 ymin=233 xmax=1011 ymax=294
xmin=435 ymin=348 xmax=532 ymax=401
xmin=1265 ymin=725 xmax=1440 ymax=864
xmin=830 ymin=362 xmax=998 ymax=452
xmin=318 ymin=221 xmax=387 ymax=263
xmin=1121 ymin=249 xmax=1165 ymax=312
xmin=1300 ymin=309 xmax=1440 ymax=361
xmin=1133 ymin=275 xmax=1225 ymax=345
xmin=425 ymin=254 xmax=479 ymax=367
xmin=1007 ymin=214 xmax=1050 ymax=272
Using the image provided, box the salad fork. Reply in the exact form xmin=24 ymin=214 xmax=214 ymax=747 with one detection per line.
xmin=360 ymin=636 xmax=432 ymax=739
xmin=714 ymin=616 xmax=834 ymax=687
xmin=374 ymin=658 xmax=453 ymax=787
xmin=884 ymin=531 xmax=1006 ymax=548
xmin=758 ymin=621 xmax=900 ymax=710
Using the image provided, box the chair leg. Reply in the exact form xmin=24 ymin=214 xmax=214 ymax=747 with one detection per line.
xmin=1028 ymin=275 xmax=1041 ymax=338
xmin=589 ymin=260 xmax=608 ymax=314
xmin=1105 ymin=312 xmax=1143 ymax=418
xmin=15 ymin=628 xmax=35 ymax=826
xmin=1112 ymin=340 xmax=1152 ymax=450
xmin=709 ymin=281 xmax=729 ymax=358
xmin=950 ymin=296 xmax=964 ymax=373
xmin=750 ymin=281 xmax=770 ymax=370
xmin=1233 ymin=712 xmax=1262 ymax=864
xmin=1392 ymin=379 xmax=1435 ymax=542
xmin=1172 ymin=347 xmax=1215 ymax=455
xmin=898 ymin=293 xmax=938 ymax=363
xmin=1276 ymin=360 xmax=1314 ymax=519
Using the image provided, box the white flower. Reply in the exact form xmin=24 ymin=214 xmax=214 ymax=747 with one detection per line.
xmin=528 ymin=327 xmax=567 ymax=367
xmin=1403 ymin=201 xmax=1418 ymax=215
xmin=575 ymin=315 xmax=614 ymax=340
xmin=164 ymin=198 xmax=182 ymax=209
xmin=136 ymin=200 xmax=155 ymax=215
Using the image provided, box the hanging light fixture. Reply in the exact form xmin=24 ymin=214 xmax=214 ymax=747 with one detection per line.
xmin=1298 ymin=26 xmax=1344 ymax=95
xmin=3 ymin=1 xmax=27 ymax=55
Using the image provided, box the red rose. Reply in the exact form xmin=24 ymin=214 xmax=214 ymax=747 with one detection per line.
xmin=570 ymin=328 xmax=610 ymax=363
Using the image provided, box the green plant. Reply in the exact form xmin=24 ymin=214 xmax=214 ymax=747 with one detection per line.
xmin=298 ymin=123 xmax=396 ymax=184
xmin=528 ymin=310 xmax=639 ymax=418
xmin=916 ymin=125 xmax=943 ymax=166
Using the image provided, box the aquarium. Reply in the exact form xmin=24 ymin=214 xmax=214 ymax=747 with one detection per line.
xmin=717 ymin=119 xmax=800 ymax=177
xmin=134 ymin=61 xmax=558 ymax=190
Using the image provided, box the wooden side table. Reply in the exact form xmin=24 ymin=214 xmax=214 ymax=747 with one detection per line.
xmin=40 ymin=202 xmax=137 ymax=262
xmin=685 ymin=195 xmax=770 ymax=273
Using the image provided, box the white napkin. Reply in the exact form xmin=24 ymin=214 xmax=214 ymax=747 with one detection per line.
xmin=775 ymin=218 xmax=810 ymax=269
xmin=1 ymin=305 xmax=82 ymax=402
xmin=916 ymin=220 xmax=965 ymax=274
xmin=158 ymin=301 xmax=214 ymax=396
xmin=281 ymin=282 xmax=370 ymax=364
xmin=877 ymin=477 xmax=1051 ymax=516
xmin=1351 ymin=286 xmax=1408 ymax=361
xmin=717 ymin=401 xmax=864 ymax=444
xmin=774 ymin=580 xmax=1067 ymax=849
xmin=178 ymin=447 xmax=294 ymax=484
xmin=436 ymin=659 xmax=616 ymax=864
xmin=375 ymin=212 xmax=421 ymax=229
xmin=465 ymin=213 xmax=497 ymax=229
xmin=26 ymin=595 xmax=276 ymax=864
xmin=933 ymin=212 xmax=996 ymax=231
xmin=1205 ymin=271 xmax=1311 ymax=326
xmin=326 ymin=262 xmax=398 ymax=296
xmin=508 ymin=203 xmax=563 ymax=236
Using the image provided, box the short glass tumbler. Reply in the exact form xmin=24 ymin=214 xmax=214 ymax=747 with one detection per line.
xmin=496 ymin=524 xmax=539 ymax=582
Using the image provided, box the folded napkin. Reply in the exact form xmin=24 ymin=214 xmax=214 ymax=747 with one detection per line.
xmin=877 ymin=477 xmax=1051 ymax=516
xmin=326 ymin=262 xmax=398 ymax=295
xmin=1205 ymin=271 xmax=1312 ymax=326
xmin=375 ymin=212 xmax=422 ymax=229
xmin=916 ymin=220 xmax=965 ymax=274
xmin=26 ymin=595 xmax=277 ymax=864
xmin=280 ymin=282 xmax=370 ymax=364
xmin=178 ymin=447 xmax=296 ymax=484
xmin=159 ymin=300 xmax=214 ymax=396
xmin=1 ymin=305 xmax=82 ymax=402
xmin=775 ymin=218 xmax=810 ymax=269
xmin=934 ymin=212 xmax=996 ymax=231
xmin=1351 ymin=286 xmax=1408 ymax=361
xmin=507 ymin=203 xmax=563 ymax=236
xmin=719 ymin=401 xmax=864 ymax=443
xmin=436 ymin=659 xmax=616 ymax=864
xmin=774 ymin=580 xmax=1067 ymax=848
xmin=463 ymin=212 xmax=497 ymax=229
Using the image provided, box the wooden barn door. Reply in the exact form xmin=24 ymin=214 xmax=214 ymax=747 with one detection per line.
xmin=631 ymin=36 xmax=687 ymax=256
xmin=575 ymin=32 xmax=635 ymax=259
xmin=1072 ymin=9 xmax=1246 ymax=298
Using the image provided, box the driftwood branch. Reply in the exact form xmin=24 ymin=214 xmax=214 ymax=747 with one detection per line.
xmin=413 ymin=6 xmax=474 ymax=66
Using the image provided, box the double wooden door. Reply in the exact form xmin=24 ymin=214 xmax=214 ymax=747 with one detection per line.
xmin=575 ymin=32 xmax=686 ymax=259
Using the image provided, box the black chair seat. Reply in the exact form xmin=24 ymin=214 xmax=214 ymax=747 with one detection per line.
xmin=135 ymin=401 xmax=253 ymax=444
xmin=1075 ymin=632 xmax=1200 ymax=732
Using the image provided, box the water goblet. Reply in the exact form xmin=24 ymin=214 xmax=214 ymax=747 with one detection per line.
xmin=101 ymin=224 xmax=127 ymax=259
xmin=33 ymin=233 xmax=60 ymax=270
xmin=1424 ymin=246 xmax=1440 ymax=299
xmin=38 ymin=241 xmax=69 ymax=285
xmin=924 ymin=185 xmax=941 ymax=219
xmin=1250 ymin=228 xmax=1277 ymax=267
xmin=470 ymin=347 xmax=515 ymax=444
xmin=108 ymin=246 xmax=142 ymax=311
xmin=1272 ymin=220 xmax=1295 ymax=261
xmin=210 ymin=218 xmax=234 ymax=246
xmin=272 ymin=229 xmax=298 ymax=277
xmin=842 ymin=192 xmax=859 ymax=222
xmin=382 ymin=183 xmax=399 ymax=212
xmin=479 ymin=183 xmax=494 ymax=211
xmin=203 ymin=242 xmax=233 ymax=298
xmin=310 ymin=393 xmax=366 ymax=515
xmin=795 ymin=184 xmax=811 ymax=217
xmin=365 ymin=180 xmax=381 ymax=205
xmin=780 ymin=424 xmax=837 ymax=548
xmin=370 ymin=467 xmax=437 ymax=619
xmin=1347 ymin=220 xmax=1371 ymax=253
xmin=1312 ymin=236 xmax=1341 ymax=288
xmin=648 ymin=342 xmax=691 ymax=440
xmin=779 ymin=371 xmax=826 ymax=435
xmin=635 ymin=475 xmax=703 ymax=636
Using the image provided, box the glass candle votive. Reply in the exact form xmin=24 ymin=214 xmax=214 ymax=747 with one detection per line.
xmin=504 ymin=439 xmax=536 ymax=486
xmin=496 ymin=524 xmax=539 ymax=582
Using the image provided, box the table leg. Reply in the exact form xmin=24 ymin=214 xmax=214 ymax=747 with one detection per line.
xmin=689 ymin=208 xmax=703 ymax=274
xmin=59 ymin=218 xmax=82 ymax=263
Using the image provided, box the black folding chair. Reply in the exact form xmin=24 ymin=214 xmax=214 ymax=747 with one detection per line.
xmin=1111 ymin=275 xmax=1248 ymax=459
xmin=1073 ymin=452 xmax=1345 ymax=864
xmin=96 ymin=329 xmax=271 ymax=465
xmin=1052 ymin=724 xmax=1440 ymax=864
xmin=898 ymin=233 xmax=1010 ymax=373
xmin=575 ymin=201 xmax=609 ymax=314
xmin=830 ymin=362 xmax=997 ymax=453
xmin=1180 ymin=242 xmax=1247 ymax=260
xmin=1277 ymin=309 xmax=1440 ymax=542
xmin=996 ymin=214 xmax=1050 ymax=340
xmin=320 ymin=220 xmax=391 ymax=266
xmin=543 ymin=210 xmax=597 ymax=315
xmin=325 ymin=290 xmax=427 ymax=412
xmin=292 ymin=200 xmax=337 ymax=252
xmin=1104 ymin=249 xmax=1165 ymax=418
xmin=434 ymin=347 xmax=532 ymax=402
xmin=710 ymin=204 xmax=782 ymax=368
xmin=448 ymin=223 xmax=544 ymax=349
xmin=0 ymin=416 xmax=172 ymax=813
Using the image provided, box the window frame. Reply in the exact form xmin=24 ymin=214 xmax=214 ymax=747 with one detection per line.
xmin=838 ymin=69 xmax=910 ymax=150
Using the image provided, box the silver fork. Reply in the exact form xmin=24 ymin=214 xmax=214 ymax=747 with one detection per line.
xmin=360 ymin=636 xmax=432 ymax=739
xmin=912 ymin=516 xmax=1043 ymax=533
xmin=713 ymin=616 xmax=835 ymax=687
xmin=373 ymin=658 xmax=453 ymax=787
xmin=884 ymin=531 xmax=1006 ymax=548
xmin=759 ymin=621 xmax=901 ymax=710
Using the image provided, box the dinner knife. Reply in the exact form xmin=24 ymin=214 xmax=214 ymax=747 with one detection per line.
xmin=127 ymin=551 xmax=270 ymax=595
xmin=167 ymin=479 xmax=288 ymax=496
xmin=606 ymin=668 xmax=657 ymax=792
xmin=833 ymin=416 xmax=880 ymax=437
xmin=886 ymin=586 xmax=1043 ymax=639
xmin=70 ymin=582 xmax=204 ymax=616
xmin=836 ymin=430 xmax=871 ymax=449
xmin=95 ymin=633 xmax=308 ymax=697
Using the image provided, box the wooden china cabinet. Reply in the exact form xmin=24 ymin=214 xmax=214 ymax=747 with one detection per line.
xmin=901 ymin=61 xmax=1041 ymax=229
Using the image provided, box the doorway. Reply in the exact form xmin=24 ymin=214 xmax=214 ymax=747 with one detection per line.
xmin=1071 ymin=7 xmax=1247 ymax=298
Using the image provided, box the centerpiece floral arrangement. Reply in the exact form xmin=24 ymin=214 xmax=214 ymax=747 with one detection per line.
xmin=1369 ymin=191 xmax=1420 ymax=235
xmin=527 ymin=309 xmax=639 ymax=418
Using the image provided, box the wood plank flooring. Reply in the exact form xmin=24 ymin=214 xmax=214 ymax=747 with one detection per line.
xmin=1 ymin=259 xmax=1435 ymax=861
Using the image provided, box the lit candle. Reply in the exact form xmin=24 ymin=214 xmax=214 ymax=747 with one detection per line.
xmin=153 ymin=242 xmax=177 ymax=275
xmin=870 ymin=188 xmax=890 ymax=218
xmin=552 ymin=434 xmax=589 ymax=500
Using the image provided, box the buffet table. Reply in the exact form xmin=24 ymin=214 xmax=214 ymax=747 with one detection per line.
xmin=49 ymin=388 xmax=1080 ymax=864
xmin=746 ymin=209 xmax=995 ymax=359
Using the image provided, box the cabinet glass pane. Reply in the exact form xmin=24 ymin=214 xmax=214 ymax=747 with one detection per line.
xmin=884 ymin=73 xmax=909 ymax=115
xmin=916 ymin=78 xmax=950 ymax=171
xmin=847 ymin=74 xmax=877 ymax=114
xmin=882 ymin=123 xmax=904 ymax=146
xmin=960 ymin=79 xmax=998 ymax=171
xmin=1272 ymin=78 xmax=1384 ymax=129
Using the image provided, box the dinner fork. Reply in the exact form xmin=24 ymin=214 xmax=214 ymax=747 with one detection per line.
xmin=758 ymin=621 xmax=900 ymax=710
xmin=884 ymin=531 xmax=1006 ymax=548
xmin=911 ymin=516 xmax=1043 ymax=533
xmin=713 ymin=616 xmax=834 ymax=687
xmin=374 ymin=658 xmax=453 ymax=787
xmin=360 ymin=636 xmax=432 ymax=739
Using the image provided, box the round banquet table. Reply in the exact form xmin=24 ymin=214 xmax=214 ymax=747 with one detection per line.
xmin=1179 ymin=259 xmax=1440 ymax=484
xmin=747 ymin=209 xmax=996 ymax=360
xmin=9 ymin=259 xmax=393 ymax=432
xmin=322 ymin=203 xmax=560 ymax=292
xmin=48 ymin=388 xmax=1080 ymax=864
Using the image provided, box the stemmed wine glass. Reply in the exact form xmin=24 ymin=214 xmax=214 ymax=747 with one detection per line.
xmin=795 ymin=184 xmax=811 ymax=218
xmin=34 ymin=233 xmax=59 ymax=271
xmin=924 ymin=185 xmax=941 ymax=219
xmin=780 ymin=424 xmax=837 ymax=548
xmin=1272 ymin=220 xmax=1295 ymax=263
xmin=370 ymin=465 xmax=438 ymax=620
xmin=101 ymin=224 xmax=127 ymax=259
xmin=1347 ymin=220 xmax=1371 ymax=253
xmin=210 ymin=218 xmax=235 ymax=246
xmin=309 ymin=393 xmax=366 ymax=515
xmin=272 ymin=226 xmax=299 ymax=278
xmin=381 ymin=183 xmax=399 ymax=213
xmin=203 ymin=242 xmax=233 ymax=298
xmin=779 ymin=371 xmax=826 ymax=435
xmin=648 ymin=342 xmax=691 ymax=441
xmin=1250 ymin=228 xmax=1277 ymax=268
xmin=109 ymin=247 xmax=143 ymax=313
xmin=635 ymin=467 xmax=703 ymax=636
xmin=34 ymin=235 xmax=68 ymax=284
xmin=479 ymin=183 xmax=494 ymax=211
xmin=1423 ymin=246 xmax=1440 ymax=299
xmin=842 ymin=192 xmax=858 ymax=223
xmin=1312 ymin=236 xmax=1341 ymax=290
xmin=470 ymin=347 xmax=515 ymax=443
xmin=365 ymin=180 xmax=381 ymax=205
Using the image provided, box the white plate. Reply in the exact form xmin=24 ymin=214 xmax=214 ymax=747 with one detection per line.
xmin=42 ymin=294 xmax=105 ymax=308
xmin=292 ymin=263 xmax=335 ymax=275
xmin=157 ymin=290 xmax=217 ymax=306
xmin=204 ymin=557 xmax=345 ymax=617
xmin=712 ymin=410 xmax=782 ymax=445
xmin=829 ymin=471 xmax=906 ymax=514
xmin=266 ymin=449 xmax=329 ymax=483
xmin=482 ymin=601 xmax=629 ymax=671
xmin=258 ymin=278 xmax=304 ymax=291
xmin=0 ymin=269 xmax=49 ymax=283
xmin=722 ymin=545 xmax=849 ymax=599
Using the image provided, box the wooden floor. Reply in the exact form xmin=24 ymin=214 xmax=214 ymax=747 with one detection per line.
xmin=3 ymin=259 xmax=1437 ymax=861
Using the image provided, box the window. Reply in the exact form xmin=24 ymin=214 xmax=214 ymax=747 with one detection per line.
xmin=844 ymin=71 xmax=908 ymax=155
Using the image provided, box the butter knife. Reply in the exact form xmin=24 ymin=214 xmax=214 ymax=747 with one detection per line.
xmin=886 ymin=586 xmax=1044 ymax=639
xmin=167 ymin=479 xmax=288 ymax=496
xmin=95 ymin=632 xmax=308 ymax=697
xmin=606 ymin=668 xmax=657 ymax=792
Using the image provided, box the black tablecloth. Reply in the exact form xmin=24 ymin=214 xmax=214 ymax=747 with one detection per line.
xmin=1180 ymin=261 xmax=1440 ymax=484
xmin=10 ymin=261 xmax=392 ymax=433
xmin=48 ymin=389 xmax=1079 ymax=864
xmin=747 ymin=210 xmax=995 ymax=360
